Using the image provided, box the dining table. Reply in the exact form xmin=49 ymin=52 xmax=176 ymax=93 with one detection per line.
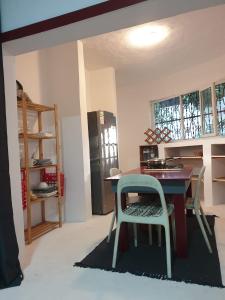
xmin=105 ymin=166 xmax=193 ymax=258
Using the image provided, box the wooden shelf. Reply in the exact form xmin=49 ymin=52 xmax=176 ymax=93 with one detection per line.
xmin=29 ymin=164 xmax=57 ymax=170
xmin=17 ymin=101 xmax=54 ymax=112
xmin=19 ymin=133 xmax=56 ymax=140
xmin=24 ymin=221 xmax=59 ymax=242
xmin=213 ymin=177 xmax=225 ymax=182
xmin=30 ymin=194 xmax=59 ymax=203
xmin=212 ymin=155 xmax=225 ymax=159
xmin=171 ymin=156 xmax=203 ymax=159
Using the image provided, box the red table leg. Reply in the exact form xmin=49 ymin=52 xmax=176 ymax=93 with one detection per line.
xmin=186 ymin=181 xmax=193 ymax=217
xmin=186 ymin=181 xmax=192 ymax=197
xmin=116 ymin=193 xmax=129 ymax=252
xmin=173 ymin=194 xmax=188 ymax=258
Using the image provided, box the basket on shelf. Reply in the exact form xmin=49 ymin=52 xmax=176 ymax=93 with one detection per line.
xmin=41 ymin=171 xmax=65 ymax=197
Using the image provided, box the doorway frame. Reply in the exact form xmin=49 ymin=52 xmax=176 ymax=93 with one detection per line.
xmin=2 ymin=0 xmax=224 ymax=260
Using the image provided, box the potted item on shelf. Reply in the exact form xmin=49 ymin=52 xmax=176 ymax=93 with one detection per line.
xmin=16 ymin=80 xmax=33 ymax=104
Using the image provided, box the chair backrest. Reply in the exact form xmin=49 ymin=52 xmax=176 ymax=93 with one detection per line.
xmin=117 ymin=174 xmax=168 ymax=217
xmin=110 ymin=168 xmax=121 ymax=177
xmin=193 ymin=165 xmax=205 ymax=209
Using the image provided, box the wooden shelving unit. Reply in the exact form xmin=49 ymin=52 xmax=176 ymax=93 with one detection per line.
xmin=139 ymin=145 xmax=158 ymax=167
xmin=18 ymin=99 xmax=62 ymax=244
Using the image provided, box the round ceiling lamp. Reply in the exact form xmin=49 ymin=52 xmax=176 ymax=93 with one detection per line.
xmin=127 ymin=25 xmax=169 ymax=48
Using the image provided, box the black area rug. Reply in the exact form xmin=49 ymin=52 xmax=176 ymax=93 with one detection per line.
xmin=74 ymin=215 xmax=224 ymax=288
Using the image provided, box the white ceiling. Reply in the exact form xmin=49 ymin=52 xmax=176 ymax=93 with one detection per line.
xmin=83 ymin=4 xmax=225 ymax=83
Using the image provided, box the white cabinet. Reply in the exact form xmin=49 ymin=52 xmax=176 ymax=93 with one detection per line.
xmin=158 ymin=137 xmax=225 ymax=206
xmin=211 ymin=144 xmax=225 ymax=205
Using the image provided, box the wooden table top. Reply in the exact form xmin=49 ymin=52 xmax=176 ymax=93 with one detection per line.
xmin=105 ymin=167 xmax=193 ymax=181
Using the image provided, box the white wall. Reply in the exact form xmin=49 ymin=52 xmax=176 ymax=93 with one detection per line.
xmin=0 ymin=0 xmax=107 ymax=32
xmin=16 ymin=52 xmax=52 ymax=228
xmin=117 ymin=53 xmax=225 ymax=171
xmin=86 ymin=67 xmax=117 ymax=115
xmin=16 ymin=51 xmax=43 ymax=103
xmin=34 ymin=41 xmax=92 ymax=222
xmin=8 ymin=40 xmax=92 ymax=259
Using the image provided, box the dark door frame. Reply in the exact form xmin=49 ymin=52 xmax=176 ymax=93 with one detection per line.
xmin=0 ymin=0 xmax=221 ymax=289
xmin=0 ymin=42 xmax=23 ymax=288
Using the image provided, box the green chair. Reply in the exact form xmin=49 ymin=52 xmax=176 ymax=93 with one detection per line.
xmin=185 ymin=166 xmax=212 ymax=253
xmin=107 ymin=168 xmax=121 ymax=243
xmin=107 ymin=168 xmax=142 ymax=244
xmin=107 ymin=168 xmax=162 ymax=246
xmin=112 ymin=174 xmax=175 ymax=278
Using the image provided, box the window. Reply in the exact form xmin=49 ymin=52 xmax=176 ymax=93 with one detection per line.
xmin=152 ymin=86 xmax=216 ymax=141
xmin=201 ymin=87 xmax=214 ymax=135
xmin=215 ymin=83 xmax=225 ymax=135
xmin=154 ymin=97 xmax=181 ymax=140
xmin=182 ymin=91 xmax=201 ymax=139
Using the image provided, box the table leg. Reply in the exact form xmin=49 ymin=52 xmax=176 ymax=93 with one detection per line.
xmin=186 ymin=181 xmax=192 ymax=197
xmin=173 ymin=194 xmax=188 ymax=258
xmin=186 ymin=181 xmax=193 ymax=217
xmin=116 ymin=193 xmax=129 ymax=252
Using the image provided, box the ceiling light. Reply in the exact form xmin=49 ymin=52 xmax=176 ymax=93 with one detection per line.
xmin=127 ymin=25 xmax=169 ymax=48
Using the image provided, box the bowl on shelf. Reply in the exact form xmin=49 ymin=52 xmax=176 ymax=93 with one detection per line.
xmin=38 ymin=182 xmax=49 ymax=189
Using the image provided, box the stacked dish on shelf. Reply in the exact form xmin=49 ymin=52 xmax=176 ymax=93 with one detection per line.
xmin=32 ymin=182 xmax=57 ymax=198
xmin=32 ymin=158 xmax=52 ymax=167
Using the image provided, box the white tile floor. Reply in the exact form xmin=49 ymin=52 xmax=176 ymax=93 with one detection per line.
xmin=1 ymin=205 xmax=225 ymax=300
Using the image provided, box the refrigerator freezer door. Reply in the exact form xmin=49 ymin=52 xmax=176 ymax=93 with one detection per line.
xmin=88 ymin=111 xmax=118 ymax=215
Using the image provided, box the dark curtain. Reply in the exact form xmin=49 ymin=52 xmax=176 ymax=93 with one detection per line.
xmin=0 ymin=43 xmax=23 ymax=288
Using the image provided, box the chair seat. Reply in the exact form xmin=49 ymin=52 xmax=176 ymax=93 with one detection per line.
xmin=124 ymin=202 xmax=174 ymax=217
xmin=185 ymin=197 xmax=194 ymax=209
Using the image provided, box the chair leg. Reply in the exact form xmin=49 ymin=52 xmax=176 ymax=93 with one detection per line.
xmin=195 ymin=210 xmax=212 ymax=254
xmin=112 ymin=222 xmax=121 ymax=268
xmin=148 ymin=224 xmax=152 ymax=245
xmin=200 ymin=206 xmax=212 ymax=236
xmin=171 ymin=213 xmax=176 ymax=250
xmin=165 ymin=226 xmax=172 ymax=278
xmin=157 ymin=225 xmax=162 ymax=247
xmin=133 ymin=223 xmax=138 ymax=247
xmin=107 ymin=210 xmax=116 ymax=243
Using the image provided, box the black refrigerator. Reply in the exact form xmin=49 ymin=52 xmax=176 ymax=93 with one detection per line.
xmin=88 ymin=111 xmax=118 ymax=215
